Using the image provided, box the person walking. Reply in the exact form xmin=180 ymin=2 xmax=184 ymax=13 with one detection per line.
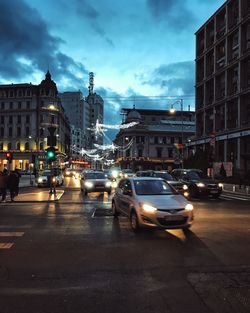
xmin=7 ymin=170 xmax=20 ymax=202
xmin=0 ymin=169 xmax=9 ymax=202
xmin=49 ymin=169 xmax=57 ymax=195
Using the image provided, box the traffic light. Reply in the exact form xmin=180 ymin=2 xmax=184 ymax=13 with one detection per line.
xmin=46 ymin=147 xmax=56 ymax=162
xmin=6 ymin=152 xmax=13 ymax=163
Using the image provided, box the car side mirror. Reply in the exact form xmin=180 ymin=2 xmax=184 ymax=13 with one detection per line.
xmin=123 ymin=189 xmax=132 ymax=196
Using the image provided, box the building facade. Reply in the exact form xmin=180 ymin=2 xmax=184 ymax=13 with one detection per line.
xmin=58 ymin=91 xmax=91 ymax=151
xmin=194 ymin=0 xmax=250 ymax=176
xmin=0 ymin=71 xmax=70 ymax=172
xmin=114 ymin=108 xmax=195 ymax=171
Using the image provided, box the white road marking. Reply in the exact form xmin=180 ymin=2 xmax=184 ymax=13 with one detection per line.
xmin=0 ymin=232 xmax=24 ymax=237
xmin=0 ymin=243 xmax=14 ymax=249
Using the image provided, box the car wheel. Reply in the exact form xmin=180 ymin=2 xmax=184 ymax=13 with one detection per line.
xmin=112 ymin=201 xmax=119 ymax=217
xmin=130 ymin=210 xmax=140 ymax=233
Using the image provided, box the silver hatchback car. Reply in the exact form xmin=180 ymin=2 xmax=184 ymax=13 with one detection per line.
xmin=112 ymin=177 xmax=194 ymax=232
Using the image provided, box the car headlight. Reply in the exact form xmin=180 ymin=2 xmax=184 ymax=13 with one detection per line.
xmin=185 ymin=204 xmax=194 ymax=211
xmin=142 ymin=204 xmax=157 ymax=213
xmin=124 ymin=174 xmax=128 ymax=178
xmin=196 ymin=182 xmax=205 ymax=187
xmin=52 ymin=177 xmax=56 ymax=183
xmin=105 ymin=181 xmax=112 ymax=187
xmin=112 ymin=170 xmax=118 ymax=178
xmin=85 ymin=181 xmax=94 ymax=188
xmin=183 ymin=184 xmax=188 ymax=190
xmin=218 ymin=183 xmax=223 ymax=188
xmin=65 ymin=171 xmax=70 ymax=175
xmin=38 ymin=177 xmax=43 ymax=183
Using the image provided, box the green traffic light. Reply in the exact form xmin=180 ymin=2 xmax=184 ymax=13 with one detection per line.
xmin=47 ymin=151 xmax=55 ymax=158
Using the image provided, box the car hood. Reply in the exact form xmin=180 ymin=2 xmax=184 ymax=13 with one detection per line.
xmin=38 ymin=176 xmax=49 ymax=180
xmin=85 ymin=179 xmax=109 ymax=183
xmin=137 ymin=194 xmax=189 ymax=210
xmin=191 ymin=178 xmax=217 ymax=184
xmin=167 ymin=180 xmax=182 ymax=185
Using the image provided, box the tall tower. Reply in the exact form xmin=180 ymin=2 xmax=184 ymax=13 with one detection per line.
xmin=88 ymin=72 xmax=94 ymax=95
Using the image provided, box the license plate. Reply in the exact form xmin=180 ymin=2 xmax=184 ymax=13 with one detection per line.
xmin=210 ymin=190 xmax=218 ymax=194
xmin=165 ymin=215 xmax=183 ymax=221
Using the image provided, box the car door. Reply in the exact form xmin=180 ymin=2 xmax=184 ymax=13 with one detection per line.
xmin=120 ymin=180 xmax=134 ymax=216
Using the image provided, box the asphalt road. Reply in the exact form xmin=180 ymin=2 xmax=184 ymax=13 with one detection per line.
xmin=0 ymin=177 xmax=250 ymax=313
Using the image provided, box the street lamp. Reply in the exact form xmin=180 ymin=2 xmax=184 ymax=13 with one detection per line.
xmin=169 ymin=99 xmax=184 ymax=168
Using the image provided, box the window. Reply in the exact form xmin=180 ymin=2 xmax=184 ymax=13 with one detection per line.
xmin=168 ymin=148 xmax=173 ymax=158
xmin=26 ymin=115 xmax=30 ymax=123
xmin=8 ymin=142 xmax=12 ymax=150
xmin=9 ymin=116 xmax=13 ymax=124
xmin=25 ymin=142 xmax=30 ymax=150
xmin=27 ymin=90 xmax=31 ymax=96
xmin=0 ymin=127 xmax=4 ymax=136
xmin=138 ymin=149 xmax=143 ymax=157
xmin=9 ymin=127 xmax=12 ymax=137
xmin=1 ymin=102 xmax=5 ymax=110
xmin=171 ymin=137 xmax=175 ymax=144
xmin=0 ymin=116 xmax=4 ymax=124
xmin=154 ymin=137 xmax=159 ymax=144
xmin=26 ymin=101 xmax=30 ymax=109
xmin=9 ymin=102 xmax=13 ymax=109
xmin=0 ymin=142 xmax=3 ymax=150
xmin=40 ymin=142 xmax=44 ymax=150
xmin=40 ymin=128 xmax=44 ymax=136
xmin=16 ymin=142 xmax=20 ymax=150
xmin=26 ymin=127 xmax=29 ymax=136
xmin=17 ymin=127 xmax=21 ymax=136
xmin=17 ymin=115 xmax=21 ymax=123
xmin=156 ymin=147 xmax=162 ymax=158
xmin=18 ymin=101 xmax=22 ymax=109
xmin=18 ymin=90 xmax=22 ymax=97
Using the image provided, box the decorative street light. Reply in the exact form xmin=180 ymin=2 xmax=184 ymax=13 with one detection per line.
xmin=169 ymin=99 xmax=184 ymax=168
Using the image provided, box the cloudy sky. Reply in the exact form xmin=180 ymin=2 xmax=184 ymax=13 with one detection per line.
xmin=0 ymin=0 xmax=225 ymax=129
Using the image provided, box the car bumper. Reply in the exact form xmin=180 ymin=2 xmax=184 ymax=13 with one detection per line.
xmin=196 ymin=188 xmax=222 ymax=196
xmin=138 ymin=210 xmax=194 ymax=229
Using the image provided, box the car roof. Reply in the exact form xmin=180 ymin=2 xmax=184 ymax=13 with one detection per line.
xmin=123 ymin=177 xmax=163 ymax=181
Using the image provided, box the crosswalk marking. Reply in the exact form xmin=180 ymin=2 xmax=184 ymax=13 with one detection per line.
xmin=0 ymin=231 xmax=24 ymax=249
xmin=0 ymin=232 xmax=24 ymax=237
xmin=0 ymin=243 xmax=14 ymax=249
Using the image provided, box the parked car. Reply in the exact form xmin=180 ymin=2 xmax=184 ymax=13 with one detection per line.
xmin=36 ymin=168 xmax=64 ymax=187
xmin=135 ymin=170 xmax=189 ymax=197
xmin=112 ymin=177 xmax=194 ymax=232
xmin=80 ymin=171 xmax=112 ymax=195
xmin=171 ymin=168 xmax=223 ymax=198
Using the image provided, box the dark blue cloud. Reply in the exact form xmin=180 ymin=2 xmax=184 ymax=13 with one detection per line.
xmin=0 ymin=0 xmax=89 ymax=89
xmin=147 ymin=0 xmax=197 ymax=28
xmin=140 ymin=61 xmax=195 ymax=96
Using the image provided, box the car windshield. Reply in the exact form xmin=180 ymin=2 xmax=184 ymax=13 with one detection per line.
xmin=134 ymin=179 xmax=174 ymax=195
xmin=188 ymin=171 xmax=208 ymax=180
xmin=85 ymin=172 xmax=105 ymax=179
xmin=41 ymin=170 xmax=51 ymax=176
xmin=155 ymin=172 xmax=175 ymax=181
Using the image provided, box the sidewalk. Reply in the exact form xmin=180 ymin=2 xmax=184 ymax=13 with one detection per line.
xmin=222 ymin=183 xmax=250 ymax=198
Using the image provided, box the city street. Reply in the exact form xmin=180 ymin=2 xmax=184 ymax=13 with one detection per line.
xmin=0 ymin=177 xmax=250 ymax=313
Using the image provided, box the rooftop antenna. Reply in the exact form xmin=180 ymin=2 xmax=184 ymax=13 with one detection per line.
xmin=88 ymin=72 xmax=94 ymax=95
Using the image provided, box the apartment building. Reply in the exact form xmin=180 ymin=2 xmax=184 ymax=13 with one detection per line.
xmin=194 ymin=0 xmax=250 ymax=176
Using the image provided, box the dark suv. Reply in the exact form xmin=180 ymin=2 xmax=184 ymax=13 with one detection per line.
xmin=171 ymin=169 xmax=223 ymax=198
xmin=135 ymin=170 xmax=189 ymax=197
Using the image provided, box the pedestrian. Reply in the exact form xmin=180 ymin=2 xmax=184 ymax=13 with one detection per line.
xmin=49 ymin=169 xmax=57 ymax=195
xmin=0 ymin=169 xmax=9 ymax=202
xmin=7 ymin=170 xmax=20 ymax=202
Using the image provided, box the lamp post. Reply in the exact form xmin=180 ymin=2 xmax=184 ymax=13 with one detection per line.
xmin=169 ymin=99 xmax=184 ymax=168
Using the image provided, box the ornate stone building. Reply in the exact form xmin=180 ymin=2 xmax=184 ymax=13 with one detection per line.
xmin=0 ymin=71 xmax=70 ymax=171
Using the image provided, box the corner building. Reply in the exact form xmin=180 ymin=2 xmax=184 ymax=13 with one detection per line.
xmin=195 ymin=0 xmax=250 ymax=176
xmin=0 ymin=71 xmax=70 ymax=171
